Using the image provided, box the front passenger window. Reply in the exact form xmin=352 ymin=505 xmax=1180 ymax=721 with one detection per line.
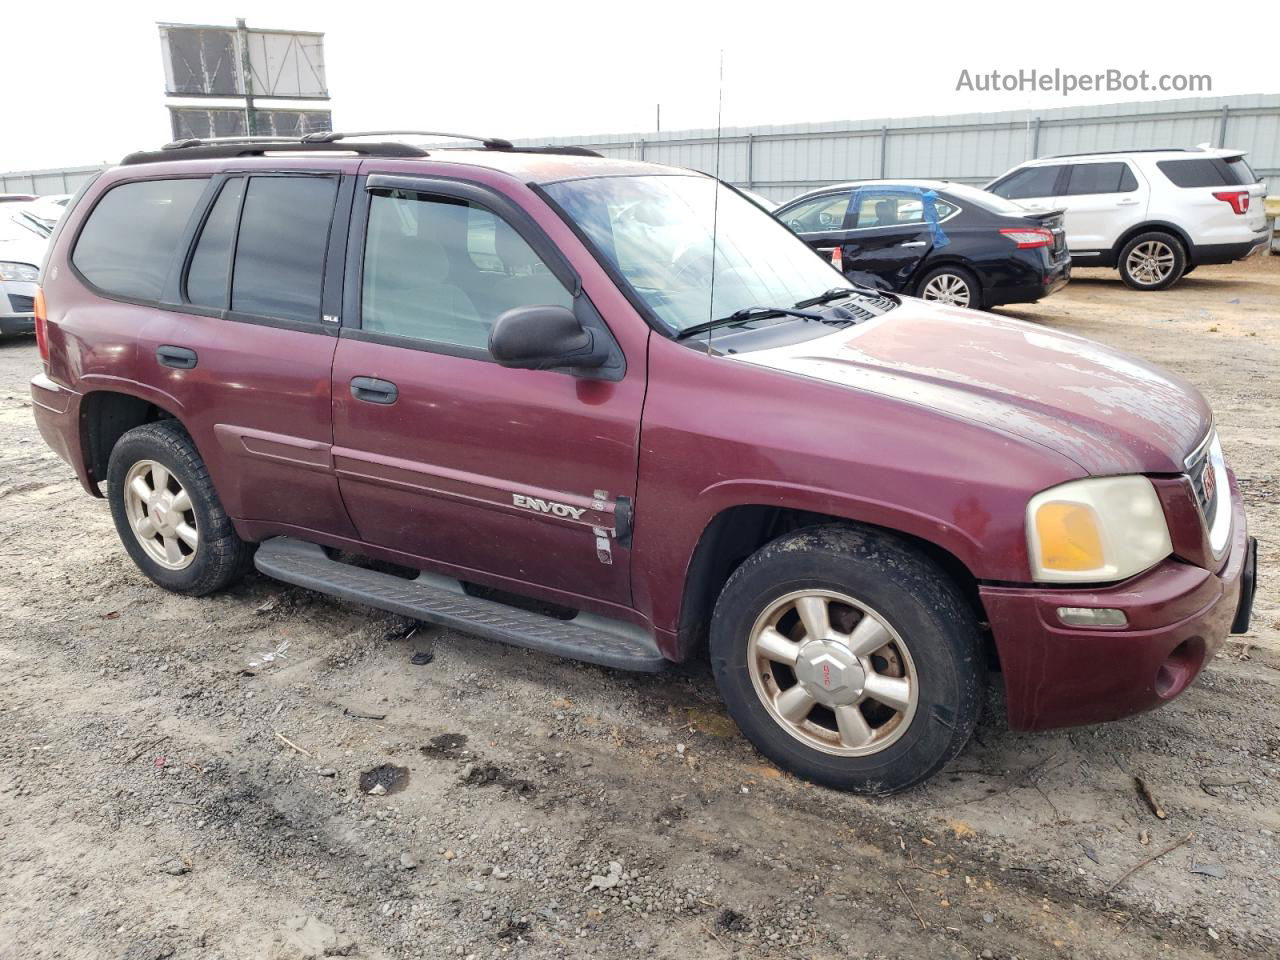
xmin=361 ymin=191 xmax=572 ymax=352
xmin=780 ymin=193 xmax=851 ymax=233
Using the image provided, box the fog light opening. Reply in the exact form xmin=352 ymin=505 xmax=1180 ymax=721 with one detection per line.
xmin=1154 ymin=638 xmax=1205 ymax=699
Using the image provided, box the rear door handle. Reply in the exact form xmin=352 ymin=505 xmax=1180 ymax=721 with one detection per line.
xmin=899 ymin=240 xmax=928 ymax=248
xmin=350 ymin=376 xmax=398 ymax=405
xmin=156 ymin=345 xmax=197 ymax=369
xmin=1117 ymin=198 xmax=1140 ymax=205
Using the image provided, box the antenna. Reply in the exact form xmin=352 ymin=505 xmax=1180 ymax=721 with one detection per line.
xmin=707 ymin=49 xmax=725 ymax=357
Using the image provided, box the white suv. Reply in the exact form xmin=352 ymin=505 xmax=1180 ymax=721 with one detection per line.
xmin=986 ymin=148 xmax=1269 ymax=290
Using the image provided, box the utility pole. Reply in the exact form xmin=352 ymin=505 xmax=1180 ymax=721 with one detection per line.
xmin=237 ymin=18 xmax=256 ymax=136
xmin=656 ymin=103 xmax=661 ymax=133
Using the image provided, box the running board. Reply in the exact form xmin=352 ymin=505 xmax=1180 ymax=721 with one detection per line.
xmin=253 ymin=537 xmax=667 ymax=672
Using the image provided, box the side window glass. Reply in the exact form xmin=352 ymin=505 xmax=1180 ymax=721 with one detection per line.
xmin=934 ymin=199 xmax=958 ymax=219
xmin=780 ymin=193 xmax=851 ymax=233
xmin=185 ymin=177 xmax=243 ymax=308
xmin=361 ymin=191 xmax=572 ymax=351
xmin=991 ymin=165 xmax=1061 ymax=200
xmin=231 ymin=176 xmax=337 ymax=323
xmin=1064 ymin=162 xmax=1135 ymax=196
xmin=72 ymin=178 xmax=208 ymax=300
xmin=852 ymin=192 xmax=927 ymax=228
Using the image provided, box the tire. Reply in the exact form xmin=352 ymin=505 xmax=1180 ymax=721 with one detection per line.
xmin=709 ymin=524 xmax=984 ymax=795
xmin=107 ymin=420 xmax=253 ymax=596
xmin=1118 ymin=231 xmax=1186 ymax=290
xmin=916 ymin=265 xmax=981 ymax=309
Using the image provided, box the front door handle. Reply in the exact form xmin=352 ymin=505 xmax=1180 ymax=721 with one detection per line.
xmin=350 ymin=376 xmax=398 ymax=405
xmin=899 ymin=240 xmax=928 ymax=248
xmin=157 ymin=345 xmax=198 ymax=369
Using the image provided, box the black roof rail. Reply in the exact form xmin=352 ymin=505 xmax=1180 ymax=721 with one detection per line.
xmin=1046 ymin=147 xmax=1204 ymax=159
xmin=120 ymin=131 xmax=605 ymax=166
xmin=306 ymin=130 xmax=603 ymax=157
xmin=121 ymin=137 xmax=429 ymax=166
xmin=303 ymin=129 xmax=514 ymax=149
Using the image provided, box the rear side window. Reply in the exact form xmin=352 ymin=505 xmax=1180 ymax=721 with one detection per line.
xmin=990 ymin=165 xmax=1063 ymax=200
xmin=852 ymin=192 xmax=926 ymax=228
xmin=1158 ymin=157 xmax=1259 ymax=188
xmin=73 ymin=178 xmax=207 ymax=300
xmin=1063 ymin=162 xmax=1138 ymax=195
xmin=361 ymin=190 xmax=572 ymax=351
xmin=185 ymin=177 xmax=244 ymax=308
xmin=231 ymin=176 xmax=337 ymax=322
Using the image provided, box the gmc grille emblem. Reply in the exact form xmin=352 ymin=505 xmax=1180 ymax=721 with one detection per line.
xmin=512 ymin=493 xmax=587 ymax=520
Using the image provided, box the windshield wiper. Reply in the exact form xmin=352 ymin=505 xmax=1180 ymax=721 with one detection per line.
xmin=674 ymin=305 xmax=827 ymax=341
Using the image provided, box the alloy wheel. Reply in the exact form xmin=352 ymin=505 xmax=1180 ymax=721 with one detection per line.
xmin=1125 ymin=240 xmax=1177 ymax=286
xmin=747 ymin=589 xmax=919 ymax=756
xmin=921 ymin=273 xmax=971 ymax=307
xmin=122 ymin=459 xmax=199 ymax=570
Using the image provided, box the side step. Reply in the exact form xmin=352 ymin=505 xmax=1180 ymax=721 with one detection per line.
xmin=254 ymin=537 xmax=667 ymax=672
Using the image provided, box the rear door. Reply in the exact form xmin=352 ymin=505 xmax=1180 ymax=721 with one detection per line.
xmin=838 ymin=188 xmax=939 ymax=292
xmin=137 ymin=170 xmax=358 ymax=538
xmin=328 ymin=174 xmax=643 ymax=606
xmin=1053 ymin=161 xmax=1146 ymax=253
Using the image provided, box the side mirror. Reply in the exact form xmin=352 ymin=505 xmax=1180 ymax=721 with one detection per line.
xmin=489 ymin=304 xmax=608 ymax=371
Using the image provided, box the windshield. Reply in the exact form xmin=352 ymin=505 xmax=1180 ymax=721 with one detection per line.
xmin=544 ymin=174 xmax=850 ymax=334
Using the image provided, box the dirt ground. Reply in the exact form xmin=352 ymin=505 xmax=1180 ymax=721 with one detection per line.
xmin=1 ymin=260 xmax=1277 ymax=960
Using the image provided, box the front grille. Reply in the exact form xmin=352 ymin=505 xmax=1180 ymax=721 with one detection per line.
xmin=6 ymin=294 xmax=34 ymax=314
xmin=1185 ymin=430 xmax=1228 ymax=557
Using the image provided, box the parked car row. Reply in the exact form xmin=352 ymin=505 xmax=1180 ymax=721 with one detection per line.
xmin=760 ymin=145 xmax=1269 ymax=305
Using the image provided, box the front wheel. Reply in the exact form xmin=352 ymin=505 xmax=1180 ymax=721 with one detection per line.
xmin=107 ymin=420 xmax=253 ymax=596
xmin=709 ymin=525 xmax=984 ymax=795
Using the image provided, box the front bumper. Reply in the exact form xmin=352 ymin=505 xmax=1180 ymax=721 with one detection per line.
xmin=981 ymin=480 xmax=1252 ymax=730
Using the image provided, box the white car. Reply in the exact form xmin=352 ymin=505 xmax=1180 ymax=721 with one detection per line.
xmin=986 ymin=148 xmax=1269 ymax=290
xmin=0 ymin=205 xmax=49 ymax=337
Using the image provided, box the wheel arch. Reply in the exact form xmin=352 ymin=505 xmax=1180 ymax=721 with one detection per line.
xmin=1111 ymin=221 xmax=1194 ymax=266
xmin=79 ymin=387 xmax=186 ymax=495
xmin=674 ymin=502 xmax=991 ymax=665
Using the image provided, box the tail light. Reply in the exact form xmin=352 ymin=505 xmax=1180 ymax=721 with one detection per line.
xmin=1212 ymin=190 xmax=1250 ymax=215
xmin=830 ymin=246 xmax=843 ymax=270
xmin=34 ymin=287 xmax=49 ymax=367
xmin=1000 ymin=227 xmax=1055 ymax=249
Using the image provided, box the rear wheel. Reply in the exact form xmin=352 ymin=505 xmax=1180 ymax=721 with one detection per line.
xmin=1118 ymin=231 xmax=1186 ymax=290
xmin=709 ymin=525 xmax=984 ymax=795
xmin=107 ymin=420 xmax=253 ymax=596
xmin=916 ymin=265 xmax=980 ymax=309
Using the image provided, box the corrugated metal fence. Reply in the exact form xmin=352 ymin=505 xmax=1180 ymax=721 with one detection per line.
xmin=515 ymin=93 xmax=1280 ymax=203
xmin=4 ymin=94 xmax=1278 ymax=204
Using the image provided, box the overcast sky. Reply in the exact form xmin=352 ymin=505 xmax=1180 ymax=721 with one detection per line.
xmin=5 ymin=1 xmax=1275 ymax=172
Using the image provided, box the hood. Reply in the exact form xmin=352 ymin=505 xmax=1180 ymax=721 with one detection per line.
xmin=731 ymin=299 xmax=1210 ymax=475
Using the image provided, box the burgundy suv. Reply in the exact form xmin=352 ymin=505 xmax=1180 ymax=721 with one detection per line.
xmin=30 ymin=133 xmax=1257 ymax=794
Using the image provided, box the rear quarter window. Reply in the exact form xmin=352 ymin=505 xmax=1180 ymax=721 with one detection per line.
xmin=72 ymin=178 xmax=208 ymax=300
xmin=1157 ymin=157 xmax=1257 ymax=188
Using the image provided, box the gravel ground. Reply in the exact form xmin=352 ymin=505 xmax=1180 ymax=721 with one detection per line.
xmin=1 ymin=260 xmax=1277 ymax=960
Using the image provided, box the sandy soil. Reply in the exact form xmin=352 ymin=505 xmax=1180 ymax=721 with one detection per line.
xmin=1 ymin=261 xmax=1277 ymax=960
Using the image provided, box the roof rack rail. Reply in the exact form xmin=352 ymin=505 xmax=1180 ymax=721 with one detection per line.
xmin=303 ymin=130 xmax=515 ymax=149
xmin=1046 ymin=147 xmax=1203 ymax=159
xmin=121 ymin=137 xmax=430 ymax=166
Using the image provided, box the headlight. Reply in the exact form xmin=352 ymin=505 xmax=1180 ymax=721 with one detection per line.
xmin=0 ymin=261 xmax=39 ymax=282
xmin=1027 ymin=476 xmax=1172 ymax=583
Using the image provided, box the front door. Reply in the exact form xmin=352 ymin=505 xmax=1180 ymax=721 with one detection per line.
xmin=329 ymin=176 xmax=643 ymax=606
xmin=779 ymin=190 xmax=855 ymax=271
